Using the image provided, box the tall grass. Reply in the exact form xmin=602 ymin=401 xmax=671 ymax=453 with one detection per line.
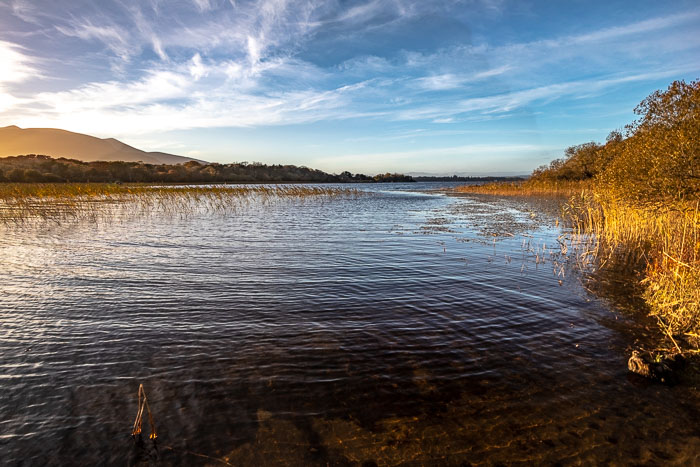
xmin=565 ymin=193 xmax=700 ymax=349
xmin=0 ymin=183 xmax=359 ymax=223
xmin=0 ymin=183 xmax=354 ymax=200
xmin=456 ymin=179 xmax=590 ymax=197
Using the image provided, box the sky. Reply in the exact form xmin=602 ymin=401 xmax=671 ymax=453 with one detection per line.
xmin=0 ymin=0 xmax=699 ymax=175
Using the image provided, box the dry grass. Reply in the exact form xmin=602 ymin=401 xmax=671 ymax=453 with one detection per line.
xmin=455 ymin=179 xmax=591 ymax=197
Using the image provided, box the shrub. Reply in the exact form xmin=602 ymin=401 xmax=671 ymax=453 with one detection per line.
xmin=598 ymin=79 xmax=700 ymax=205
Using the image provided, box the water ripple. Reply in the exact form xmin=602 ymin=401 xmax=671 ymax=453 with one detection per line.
xmin=0 ymin=184 xmax=698 ymax=465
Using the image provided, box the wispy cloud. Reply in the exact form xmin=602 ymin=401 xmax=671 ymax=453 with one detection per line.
xmin=334 ymin=0 xmax=392 ymax=25
xmin=56 ymin=20 xmax=133 ymax=62
xmin=34 ymin=70 xmax=192 ymax=111
xmin=7 ymin=61 xmax=370 ymax=134
xmin=397 ymin=68 xmax=698 ymax=121
xmin=128 ymin=5 xmax=169 ymax=60
xmin=8 ymin=0 xmax=42 ymax=25
xmin=568 ymin=10 xmax=700 ymax=45
xmin=415 ymin=66 xmax=511 ymax=91
xmin=4 ymin=38 xmax=699 ymax=137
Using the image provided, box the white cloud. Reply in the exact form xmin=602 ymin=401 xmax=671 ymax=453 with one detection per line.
xmin=188 ymin=53 xmax=208 ymax=79
xmin=246 ymin=36 xmax=262 ymax=65
xmin=0 ymin=40 xmax=36 ymax=84
xmin=0 ymin=41 xmax=36 ymax=114
xmin=334 ymin=0 xmax=387 ymax=24
xmin=0 ymin=93 xmax=23 ymax=113
xmin=193 ymin=0 xmax=214 ymax=12
xmin=416 ymin=73 xmax=462 ymax=91
xmin=33 ymin=70 xmax=192 ymax=114
xmin=151 ymin=36 xmax=168 ymax=60
xmin=5 ymin=53 xmax=697 ymax=139
xmin=5 ymin=59 xmax=365 ymax=135
xmin=129 ymin=6 xmax=169 ymax=60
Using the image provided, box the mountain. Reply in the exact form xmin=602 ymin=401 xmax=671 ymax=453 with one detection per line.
xmin=0 ymin=126 xmax=204 ymax=165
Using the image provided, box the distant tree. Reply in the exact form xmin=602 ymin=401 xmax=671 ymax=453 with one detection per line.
xmin=23 ymin=169 xmax=43 ymax=182
xmin=373 ymin=172 xmax=415 ymax=182
xmin=7 ymin=168 xmax=25 ymax=182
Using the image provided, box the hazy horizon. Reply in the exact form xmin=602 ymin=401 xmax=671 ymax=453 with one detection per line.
xmin=1 ymin=0 xmax=699 ymax=175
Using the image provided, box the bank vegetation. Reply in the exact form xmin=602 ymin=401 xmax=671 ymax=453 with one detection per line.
xmin=458 ymin=80 xmax=700 ymax=349
xmin=0 ymin=157 xmax=414 ymax=184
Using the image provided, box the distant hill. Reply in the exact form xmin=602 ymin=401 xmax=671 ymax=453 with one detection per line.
xmin=0 ymin=126 xmax=203 ymax=165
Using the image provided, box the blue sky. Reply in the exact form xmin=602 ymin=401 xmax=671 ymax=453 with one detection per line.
xmin=1 ymin=0 xmax=699 ymax=175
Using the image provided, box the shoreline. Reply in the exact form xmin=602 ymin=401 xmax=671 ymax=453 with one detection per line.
xmin=454 ymin=183 xmax=699 ymax=356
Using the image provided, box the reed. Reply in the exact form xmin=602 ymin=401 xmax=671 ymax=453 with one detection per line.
xmin=455 ymin=179 xmax=591 ymax=197
xmin=132 ymin=384 xmax=158 ymax=441
xmin=566 ymin=194 xmax=700 ymax=347
xmin=0 ymin=183 xmax=359 ymax=222
xmin=0 ymin=182 xmax=354 ymax=199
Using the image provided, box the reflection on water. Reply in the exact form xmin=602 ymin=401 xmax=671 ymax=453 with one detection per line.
xmin=0 ymin=183 xmax=698 ymax=465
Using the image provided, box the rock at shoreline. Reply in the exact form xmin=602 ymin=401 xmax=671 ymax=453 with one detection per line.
xmin=628 ymin=350 xmax=686 ymax=384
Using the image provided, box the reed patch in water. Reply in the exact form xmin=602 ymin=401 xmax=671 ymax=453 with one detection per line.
xmin=455 ymin=180 xmax=590 ymax=198
xmin=0 ymin=183 xmax=360 ymax=223
xmin=564 ymin=193 xmax=699 ymax=349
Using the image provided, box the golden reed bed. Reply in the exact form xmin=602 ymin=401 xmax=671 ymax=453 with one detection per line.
xmin=0 ymin=183 xmax=360 ymax=222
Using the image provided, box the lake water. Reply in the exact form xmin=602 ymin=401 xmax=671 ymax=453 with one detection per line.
xmin=1 ymin=183 xmax=698 ymax=465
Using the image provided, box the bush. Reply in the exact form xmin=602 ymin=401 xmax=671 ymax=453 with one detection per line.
xmin=598 ymin=79 xmax=700 ymax=205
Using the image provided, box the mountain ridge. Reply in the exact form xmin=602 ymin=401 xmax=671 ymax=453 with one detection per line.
xmin=0 ymin=126 xmax=205 ymax=165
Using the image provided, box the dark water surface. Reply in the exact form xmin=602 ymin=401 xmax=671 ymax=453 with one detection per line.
xmin=1 ymin=183 xmax=698 ymax=465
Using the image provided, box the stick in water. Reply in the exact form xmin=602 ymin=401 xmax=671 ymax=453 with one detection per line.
xmin=132 ymin=384 xmax=158 ymax=441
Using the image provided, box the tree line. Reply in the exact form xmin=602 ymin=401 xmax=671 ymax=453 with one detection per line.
xmin=529 ymin=79 xmax=699 ymax=205
xmin=0 ymin=157 xmax=415 ymax=184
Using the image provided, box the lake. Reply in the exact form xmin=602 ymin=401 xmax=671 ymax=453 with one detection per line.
xmin=1 ymin=183 xmax=698 ymax=465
